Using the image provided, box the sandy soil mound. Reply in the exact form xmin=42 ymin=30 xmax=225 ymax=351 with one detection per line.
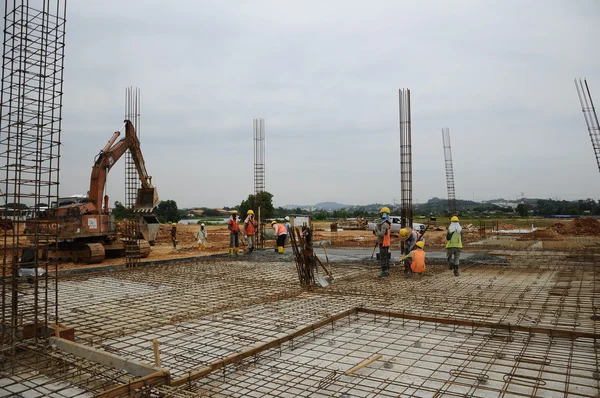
xmin=517 ymin=228 xmax=561 ymax=241
xmin=552 ymin=218 xmax=600 ymax=236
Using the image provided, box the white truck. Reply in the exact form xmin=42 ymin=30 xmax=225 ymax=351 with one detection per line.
xmin=367 ymin=216 xmax=426 ymax=234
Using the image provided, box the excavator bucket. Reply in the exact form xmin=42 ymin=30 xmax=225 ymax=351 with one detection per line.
xmin=135 ymin=187 xmax=159 ymax=212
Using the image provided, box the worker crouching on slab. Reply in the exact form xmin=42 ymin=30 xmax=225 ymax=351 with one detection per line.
xmin=228 ymin=210 xmax=240 ymax=255
xmin=374 ymin=207 xmax=391 ymax=278
xmin=446 ymin=216 xmax=463 ymax=276
xmin=272 ymin=220 xmax=287 ymax=253
xmin=398 ymin=240 xmax=426 ymax=277
xmin=399 ymin=226 xmax=423 ymax=277
xmin=244 ymin=210 xmax=256 ymax=253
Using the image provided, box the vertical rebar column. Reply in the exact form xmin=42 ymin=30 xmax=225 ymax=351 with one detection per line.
xmin=253 ymin=118 xmax=265 ymax=195
xmin=574 ymin=78 xmax=600 ymax=173
xmin=442 ymin=128 xmax=457 ymax=215
xmin=0 ymin=0 xmax=66 ymax=359
xmin=124 ymin=87 xmax=141 ymax=267
xmin=253 ymin=118 xmax=265 ymax=248
xmin=398 ymin=89 xmax=413 ymax=230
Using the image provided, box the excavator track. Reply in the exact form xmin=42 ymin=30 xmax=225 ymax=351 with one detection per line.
xmin=80 ymin=243 xmax=106 ymax=263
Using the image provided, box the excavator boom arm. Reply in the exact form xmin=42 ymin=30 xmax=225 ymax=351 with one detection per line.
xmin=89 ymin=120 xmax=159 ymax=212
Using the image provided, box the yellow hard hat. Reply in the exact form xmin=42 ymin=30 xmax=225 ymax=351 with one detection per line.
xmin=171 ymin=223 xmax=177 ymax=226
xmin=416 ymin=241 xmax=424 ymax=249
xmin=230 ymin=210 xmax=238 ymax=214
xmin=400 ymin=228 xmax=409 ymax=240
xmin=271 ymin=220 xmax=277 ymax=225
xmin=247 ymin=209 xmax=254 ymax=215
xmin=451 ymin=216 xmax=459 ymax=222
xmin=379 ymin=206 xmax=391 ymax=214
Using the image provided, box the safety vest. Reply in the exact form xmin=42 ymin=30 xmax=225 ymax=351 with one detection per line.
xmin=276 ymin=223 xmax=287 ymax=235
xmin=228 ymin=218 xmax=239 ymax=233
xmin=446 ymin=230 xmax=463 ymax=249
xmin=382 ymin=222 xmax=391 ymax=247
xmin=410 ymin=250 xmax=426 ymax=273
xmin=245 ymin=217 xmax=255 ymax=235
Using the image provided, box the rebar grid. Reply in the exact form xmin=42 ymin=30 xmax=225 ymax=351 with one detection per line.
xmin=167 ymin=313 xmax=598 ymax=397
xmin=0 ymin=0 xmax=65 ymax=359
xmin=49 ymin=259 xmax=365 ymax=345
xmin=4 ymin=249 xmax=598 ymax=397
xmin=0 ymin=342 xmax=137 ymax=397
xmin=442 ymin=127 xmax=457 ymax=215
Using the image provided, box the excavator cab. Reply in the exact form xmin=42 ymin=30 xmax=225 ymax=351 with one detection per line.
xmin=135 ymin=187 xmax=159 ymax=212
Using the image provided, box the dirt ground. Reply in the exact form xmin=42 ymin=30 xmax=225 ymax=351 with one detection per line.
xmin=8 ymin=218 xmax=600 ymax=272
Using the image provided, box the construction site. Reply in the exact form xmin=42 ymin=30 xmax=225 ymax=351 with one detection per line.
xmin=1 ymin=1 xmax=599 ymax=397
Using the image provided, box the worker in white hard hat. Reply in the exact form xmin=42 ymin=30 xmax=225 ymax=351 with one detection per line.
xmin=244 ymin=210 xmax=256 ymax=253
xmin=284 ymin=216 xmax=291 ymax=244
xmin=272 ymin=220 xmax=287 ymax=253
xmin=374 ymin=207 xmax=392 ymax=278
xmin=197 ymin=223 xmax=207 ymax=250
xmin=446 ymin=216 xmax=463 ymax=276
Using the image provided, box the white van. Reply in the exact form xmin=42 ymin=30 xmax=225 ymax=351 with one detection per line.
xmin=367 ymin=216 xmax=426 ymax=234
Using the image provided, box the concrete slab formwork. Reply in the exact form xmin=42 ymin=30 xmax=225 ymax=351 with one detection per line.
xmin=0 ymin=250 xmax=598 ymax=397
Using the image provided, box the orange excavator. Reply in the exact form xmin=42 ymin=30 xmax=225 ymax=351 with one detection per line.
xmin=24 ymin=120 xmax=159 ymax=263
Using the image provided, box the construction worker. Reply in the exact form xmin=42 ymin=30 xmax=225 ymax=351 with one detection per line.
xmin=399 ymin=226 xmax=423 ymax=276
xmin=244 ymin=210 xmax=256 ymax=253
xmin=398 ymin=241 xmax=426 ymax=276
xmin=446 ymin=215 xmax=463 ymax=276
xmin=272 ymin=220 xmax=287 ymax=253
xmin=284 ymin=216 xmax=291 ymax=244
xmin=302 ymin=224 xmax=315 ymax=271
xmin=373 ymin=206 xmax=392 ymax=278
xmin=227 ymin=210 xmax=240 ymax=255
xmin=171 ymin=222 xmax=177 ymax=248
xmin=197 ymin=223 xmax=207 ymax=250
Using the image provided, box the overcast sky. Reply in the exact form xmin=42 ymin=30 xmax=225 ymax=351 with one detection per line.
xmin=49 ymin=0 xmax=600 ymax=208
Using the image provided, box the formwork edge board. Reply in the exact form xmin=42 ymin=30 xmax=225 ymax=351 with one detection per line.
xmin=357 ymin=308 xmax=600 ymax=340
xmin=49 ymin=337 xmax=163 ymax=377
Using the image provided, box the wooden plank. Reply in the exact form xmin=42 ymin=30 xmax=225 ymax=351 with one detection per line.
xmin=344 ymin=354 xmax=382 ymax=376
xmin=50 ymin=337 xmax=159 ymax=377
xmin=357 ymin=308 xmax=599 ymax=340
xmin=95 ymin=370 xmax=170 ymax=398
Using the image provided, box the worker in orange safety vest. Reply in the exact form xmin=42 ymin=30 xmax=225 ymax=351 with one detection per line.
xmin=272 ymin=220 xmax=287 ymax=253
xmin=398 ymin=240 xmax=426 ymax=277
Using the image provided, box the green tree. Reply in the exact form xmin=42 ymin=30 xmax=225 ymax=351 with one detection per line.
xmin=516 ymin=203 xmax=529 ymax=217
xmin=112 ymin=201 xmax=128 ymax=220
xmin=156 ymin=200 xmax=180 ymax=223
xmin=239 ymin=191 xmax=275 ymax=219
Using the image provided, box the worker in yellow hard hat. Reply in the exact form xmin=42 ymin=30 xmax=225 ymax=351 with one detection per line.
xmin=244 ymin=210 xmax=256 ymax=253
xmin=398 ymin=240 xmax=426 ymax=275
xmin=373 ymin=206 xmax=392 ymax=278
xmin=227 ymin=211 xmax=240 ymax=255
xmin=446 ymin=215 xmax=463 ymax=276
xmin=399 ymin=226 xmax=424 ymax=277
xmin=171 ymin=222 xmax=177 ymax=249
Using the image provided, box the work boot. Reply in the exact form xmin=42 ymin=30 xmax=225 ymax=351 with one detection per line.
xmin=377 ymin=271 xmax=389 ymax=278
xmin=448 ymin=262 xmax=454 ymax=270
xmin=454 ymin=269 xmax=460 ymax=277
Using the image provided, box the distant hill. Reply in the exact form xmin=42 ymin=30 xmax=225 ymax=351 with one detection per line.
xmin=314 ymin=202 xmax=348 ymax=210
